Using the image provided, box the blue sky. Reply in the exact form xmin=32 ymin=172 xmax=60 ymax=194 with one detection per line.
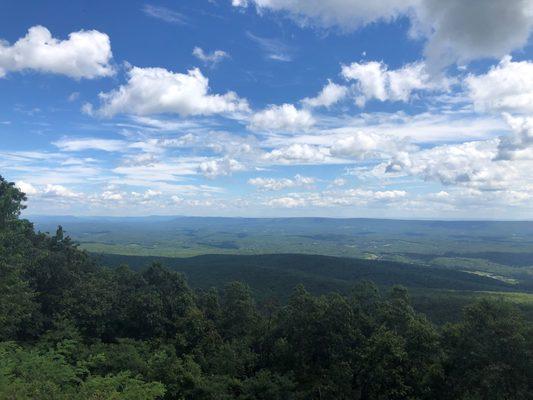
xmin=1 ymin=0 xmax=533 ymax=219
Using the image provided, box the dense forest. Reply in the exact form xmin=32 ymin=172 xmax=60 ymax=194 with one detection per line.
xmin=1 ymin=175 xmax=532 ymax=399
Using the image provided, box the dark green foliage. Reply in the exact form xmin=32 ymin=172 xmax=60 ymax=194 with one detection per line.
xmin=439 ymin=300 xmax=532 ymax=400
xmin=1 ymin=175 xmax=532 ymax=399
xmin=98 ymin=253 xmax=524 ymax=293
xmin=0 ymin=176 xmax=26 ymax=228
xmin=98 ymin=252 xmax=533 ymax=322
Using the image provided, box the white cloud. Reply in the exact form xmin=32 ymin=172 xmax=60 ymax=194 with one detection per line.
xmin=361 ymin=189 xmax=406 ymax=200
xmin=315 ymin=189 xmax=407 ymax=206
xmin=235 ymin=0 xmax=416 ymax=31
xmin=266 ymin=196 xmax=306 ymax=208
xmin=16 ymin=182 xmax=82 ymax=200
xmin=68 ymin=92 xmax=80 ymax=102
xmin=129 ymin=116 xmax=204 ymax=131
xmin=198 ymin=158 xmax=245 ymax=178
xmin=85 ymin=188 xmax=165 ymax=205
xmin=249 ymin=103 xmax=315 ymax=132
xmin=260 ymin=129 xmax=409 ymax=166
xmin=259 ymin=125 xmax=414 ymax=166
xmin=302 ymin=80 xmax=348 ymax=108
xmin=81 ymin=103 xmax=94 ymax=116
xmin=144 ymin=189 xmax=162 ymax=198
xmin=330 ymin=130 xmax=412 ymax=159
xmin=262 ymin=143 xmax=330 ymax=164
xmin=142 ymin=4 xmax=187 ymax=24
xmin=53 ymin=138 xmax=126 ymax=152
xmin=341 ymin=61 xmax=447 ymax=106
xmin=466 ymin=56 xmax=533 ymax=114
xmin=171 ymin=195 xmax=183 ymax=204
xmin=113 ymin=157 xmax=207 ymax=182
xmin=265 ymin=188 xmax=407 ymax=208
xmin=130 ymin=189 xmax=162 ymax=202
xmin=383 ymin=139 xmax=529 ymax=191
xmin=1 ymin=151 xmax=104 ymax=189
xmin=101 ymin=191 xmax=123 ymax=201
xmin=0 ymin=25 xmax=114 ymax=79
xmin=16 ymin=181 xmax=38 ymax=195
xmin=421 ymin=186 xmax=533 ymax=210
xmin=331 ymin=178 xmax=347 ymax=186
xmin=235 ymin=0 xmax=533 ymax=68
xmin=93 ymin=66 xmax=250 ymax=117
xmin=42 ymin=184 xmax=79 ymax=198
xmin=192 ymin=47 xmax=229 ymax=66
xmin=157 ymin=131 xmax=258 ymax=158
xmin=246 ymin=32 xmax=293 ymax=62
xmin=248 ymin=174 xmax=315 ymax=190
xmin=497 ymin=113 xmax=533 ymax=160
xmin=262 ymin=112 xmax=506 ymax=150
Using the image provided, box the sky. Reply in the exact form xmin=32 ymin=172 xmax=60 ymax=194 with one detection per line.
xmin=1 ymin=0 xmax=533 ymax=219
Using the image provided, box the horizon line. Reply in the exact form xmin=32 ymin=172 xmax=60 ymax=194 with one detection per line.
xmin=25 ymin=213 xmax=533 ymax=223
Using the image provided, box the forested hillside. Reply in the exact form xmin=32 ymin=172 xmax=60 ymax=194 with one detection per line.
xmin=1 ymin=175 xmax=532 ymax=399
xmin=97 ymin=252 xmax=533 ymax=323
xmin=33 ymin=214 xmax=533 ymax=292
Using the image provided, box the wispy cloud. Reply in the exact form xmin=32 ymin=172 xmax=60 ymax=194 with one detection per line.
xmin=192 ymin=47 xmax=230 ymax=67
xmin=246 ymin=32 xmax=293 ymax=62
xmin=142 ymin=4 xmax=188 ymax=25
xmin=53 ymin=137 xmax=127 ymax=152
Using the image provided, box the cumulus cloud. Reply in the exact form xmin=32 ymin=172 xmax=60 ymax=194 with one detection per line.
xmin=130 ymin=189 xmax=162 ymax=202
xmin=234 ymin=0 xmax=533 ymax=68
xmin=87 ymin=188 xmax=164 ymax=205
xmin=157 ymin=131 xmax=259 ymax=160
xmin=414 ymin=0 xmax=533 ymax=69
xmin=302 ymin=80 xmax=348 ymax=108
xmin=331 ymin=178 xmax=347 ymax=187
xmin=341 ymin=61 xmax=447 ymax=106
xmin=101 ymin=191 xmax=123 ymax=201
xmin=466 ymin=56 xmax=533 ymax=114
xmin=198 ymin=158 xmax=245 ymax=178
xmin=42 ymin=184 xmax=80 ymax=198
xmin=497 ymin=113 xmax=533 ymax=160
xmin=234 ymin=0 xmax=416 ymax=31
xmin=330 ymin=131 xmax=412 ymax=159
xmin=248 ymin=174 xmax=315 ymax=190
xmin=266 ymin=196 xmax=306 ymax=208
xmin=316 ymin=189 xmax=407 ymax=206
xmin=262 ymin=143 xmax=330 ymax=164
xmin=16 ymin=181 xmax=38 ymax=195
xmin=249 ymin=104 xmax=315 ymax=132
xmin=192 ymin=47 xmax=230 ymax=66
xmin=265 ymin=188 xmax=407 ymax=208
xmin=384 ymin=139 xmax=524 ymax=191
xmin=0 ymin=25 xmax=114 ymax=79
xmin=261 ymin=130 xmax=408 ymax=165
xmin=93 ymin=67 xmax=250 ymax=117
xmin=344 ymin=188 xmax=407 ymax=201
xmin=423 ymin=187 xmax=533 ymax=209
